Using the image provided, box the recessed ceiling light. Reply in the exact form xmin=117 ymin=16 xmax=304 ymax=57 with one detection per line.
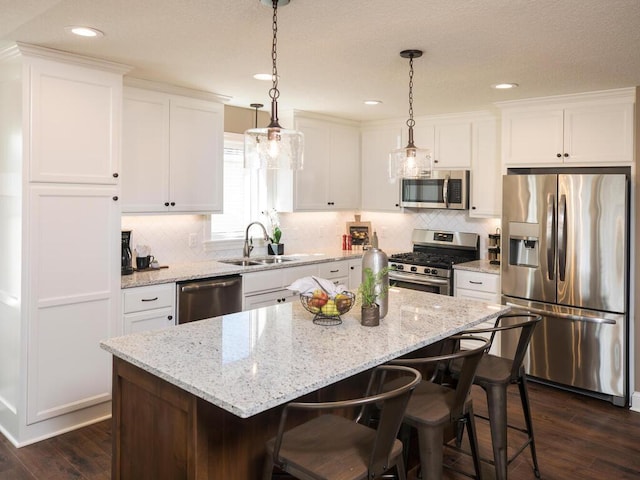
xmin=364 ymin=100 xmax=382 ymax=105
xmin=492 ymin=83 xmax=519 ymax=90
xmin=65 ymin=26 xmax=104 ymax=38
xmin=253 ymin=73 xmax=273 ymax=81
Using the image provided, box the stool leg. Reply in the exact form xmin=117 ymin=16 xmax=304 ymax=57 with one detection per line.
xmin=395 ymin=454 xmax=407 ymax=480
xmin=518 ymin=375 xmax=541 ymax=478
xmin=416 ymin=424 xmax=444 ymax=480
xmin=465 ymin=405 xmax=483 ymax=480
xmin=262 ymin=453 xmax=275 ymax=480
xmin=485 ymin=384 xmax=508 ymax=480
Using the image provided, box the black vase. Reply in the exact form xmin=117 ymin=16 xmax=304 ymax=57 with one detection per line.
xmin=268 ymin=243 xmax=284 ymax=255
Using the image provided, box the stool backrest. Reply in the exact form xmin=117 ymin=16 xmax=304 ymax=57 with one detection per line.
xmin=391 ymin=335 xmax=490 ymax=422
xmin=275 ymin=365 xmax=421 ymax=478
xmin=467 ymin=313 xmax=542 ymax=382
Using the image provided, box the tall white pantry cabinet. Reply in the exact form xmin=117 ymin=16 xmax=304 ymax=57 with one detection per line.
xmin=0 ymin=43 xmax=129 ymax=446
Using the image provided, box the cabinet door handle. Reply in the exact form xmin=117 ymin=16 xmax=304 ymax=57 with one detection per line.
xmin=112 ymin=196 xmax=118 ymax=201
xmin=469 ymin=281 xmax=483 ymax=285
xmin=164 ymin=202 xmax=170 ymax=206
xmin=330 ymin=269 xmax=339 ymax=273
xmin=112 ymin=172 xmax=119 ymax=178
xmin=170 ymin=202 xmax=176 ymax=206
xmin=141 ymin=297 xmax=158 ymax=302
xmin=556 ymin=153 xmax=562 ymax=158
xmin=167 ymin=315 xmax=173 ymax=320
xmin=350 ymin=266 xmax=354 ymax=270
xmin=563 ymin=153 xmax=569 ymax=157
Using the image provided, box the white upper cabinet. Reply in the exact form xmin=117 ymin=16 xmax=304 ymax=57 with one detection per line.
xmin=469 ymin=117 xmax=500 ymax=217
xmin=276 ymin=113 xmax=360 ymax=212
xmin=121 ymin=86 xmax=224 ymax=213
xmin=412 ymin=117 xmax=473 ymax=169
xmin=360 ymin=125 xmax=403 ymax=212
xmin=499 ymin=89 xmax=635 ymax=166
xmin=29 ymin=57 xmax=122 ymax=184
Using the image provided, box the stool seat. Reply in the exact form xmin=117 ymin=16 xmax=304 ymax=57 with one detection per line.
xmin=265 ymin=414 xmax=404 ymax=479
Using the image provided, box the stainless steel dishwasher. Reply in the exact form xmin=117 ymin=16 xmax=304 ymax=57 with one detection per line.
xmin=176 ymin=275 xmax=243 ymax=323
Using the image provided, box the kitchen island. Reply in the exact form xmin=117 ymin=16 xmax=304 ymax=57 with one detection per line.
xmin=101 ymin=287 xmax=508 ymax=479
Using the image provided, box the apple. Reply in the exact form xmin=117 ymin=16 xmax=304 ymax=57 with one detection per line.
xmin=308 ymin=289 xmax=328 ymax=308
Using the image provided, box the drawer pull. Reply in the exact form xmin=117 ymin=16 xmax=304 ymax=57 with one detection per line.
xmin=469 ymin=281 xmax=483 ymax=285
xmin=330 ymin=269 xmax=339 ymax=273
xmin=141 ymin=297 xmax=159 ymax=302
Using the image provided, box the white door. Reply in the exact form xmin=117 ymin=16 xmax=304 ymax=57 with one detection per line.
xmin=563 ymin=102 xmax=634 ymax=164
xmin=29 ymin=58 xmax=121 ymax=184
xmin=27 ymin=185 xmax=119 ymax=424
xmin=361 ymin=126 xmax=403 ymax=212
xmin=169 ymin=96 xmax=224 ymax=213
xmin=434 ymin=121 xmax=472 ymax=169
xmin=294 ymin=117 xmax=331 ymax=210
xmin=502 ymin=108 xmax=564 ymax=165
xmin=121 ymin=88 xmax=171 ymax=212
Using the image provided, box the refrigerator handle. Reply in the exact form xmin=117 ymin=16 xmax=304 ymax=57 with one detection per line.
xmin=443 ymin=175 xmax=450 ymax=208
xmin=546 ymin=194 xmax=556 ymax=280
xmin=558 ymin=193 xmax=567 ymax=281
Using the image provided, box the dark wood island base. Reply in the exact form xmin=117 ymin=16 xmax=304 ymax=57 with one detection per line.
xmin=111 ymin=357 xmax=371 ymax=479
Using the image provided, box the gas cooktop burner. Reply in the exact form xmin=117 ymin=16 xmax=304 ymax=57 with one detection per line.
xmin=390 ymin=252 xmax=471 ymax=269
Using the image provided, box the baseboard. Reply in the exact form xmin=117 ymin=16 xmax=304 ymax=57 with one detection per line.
xmin=630 ymin=391 xmax=640 ymax=413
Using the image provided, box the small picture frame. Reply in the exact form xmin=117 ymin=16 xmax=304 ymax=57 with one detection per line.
xmin=346 ymin=221 xmax=372 ymax=246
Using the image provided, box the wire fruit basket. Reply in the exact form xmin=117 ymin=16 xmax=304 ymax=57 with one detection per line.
xmin=300 ymin=291 xmax=355 ymax=326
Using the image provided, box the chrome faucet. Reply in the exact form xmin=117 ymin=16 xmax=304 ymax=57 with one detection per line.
xmin=243 ymin=221 xmax=270 ymax=258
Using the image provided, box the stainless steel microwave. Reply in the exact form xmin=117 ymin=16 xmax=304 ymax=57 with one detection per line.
xmin=400 ymin=170 xmax=469 ymax=209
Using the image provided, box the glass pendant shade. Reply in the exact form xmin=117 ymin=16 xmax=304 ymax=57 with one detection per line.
xmin=244 ymin=126 xmax=304 ymax=169
xmin=389 ymin=142 xmax=433 ymax=181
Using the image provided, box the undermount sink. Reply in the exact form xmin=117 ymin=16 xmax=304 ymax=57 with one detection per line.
xmin=253 ymin=257 xmax=294 ymax=264
xmin=219 ymin=256 xmax=295 ymax=267
xmin=219 ymin=259 xmax=262 ymax=266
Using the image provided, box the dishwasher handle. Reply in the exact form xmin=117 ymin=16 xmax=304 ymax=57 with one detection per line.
xmin=179 ymin=277 xmax=242 ymax=294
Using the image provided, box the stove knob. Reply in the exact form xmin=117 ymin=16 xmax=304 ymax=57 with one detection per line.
xmin=410 ymin=266 xmax=417 ymax=272
xmin=396 ymin=264 xmax=404 ymax=270
xmin=423 ymin=268 xmax=430 ymax=274
xmin=432 ymin=269 xmax=438 ymax=276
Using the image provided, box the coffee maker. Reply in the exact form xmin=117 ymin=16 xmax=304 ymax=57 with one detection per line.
xmin=121 ymin=230 xmax=134 ymax=275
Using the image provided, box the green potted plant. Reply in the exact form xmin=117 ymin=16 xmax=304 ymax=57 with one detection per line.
xmin=264 ymin=209 xmax=284 ymax=255
xmin=358 ymin=266 xmax=390 ymax=327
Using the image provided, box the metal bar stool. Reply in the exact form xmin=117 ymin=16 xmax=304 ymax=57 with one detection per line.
xmin=262 ymin=365 xmax=421 ymax=480
xmin=451 ymin=313 xmax=542 ymax=480
xmin=389 ymin=335 xmax=491 ymax=480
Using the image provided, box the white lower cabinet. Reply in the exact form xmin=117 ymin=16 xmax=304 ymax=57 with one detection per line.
xmin=122 ymin=284 xmax=176 ymax=334
xmin=454 ymin=269 xmax=501 ymax=355
xmin=348 ymin=258 xmax=362 ymax=290
xmin=318 ymin=260 xmax=350 ymax=290
xmin=243 ymin=265 xmax=318 ymax=310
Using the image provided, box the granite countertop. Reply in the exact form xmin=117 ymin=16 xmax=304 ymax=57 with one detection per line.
xmin=122 ymin=250 xmax=365 ymax=289
xmin=101 ymin=288 xmax=509 ymax=418
xmin=454 ymin=259 xmax=501 ymax=275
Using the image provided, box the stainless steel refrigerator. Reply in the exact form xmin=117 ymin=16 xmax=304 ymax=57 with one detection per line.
xmin=501 ymin=168 xmax=629 ymax=406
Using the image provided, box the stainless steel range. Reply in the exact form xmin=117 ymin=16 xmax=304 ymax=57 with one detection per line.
xmin=389 ymin=229 xmax=479 ymax=295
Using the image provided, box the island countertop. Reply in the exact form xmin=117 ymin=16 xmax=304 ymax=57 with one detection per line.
xmin=101 ymin=288 xmax=508 ymax=418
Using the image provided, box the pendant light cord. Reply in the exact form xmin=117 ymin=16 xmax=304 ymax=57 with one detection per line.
xmin=268 ymin=0 xmax=281 ymax=128
xmin=270 ymin=0 xmax=279 ymax=101
xmin=407 ymin=55 xmax=415 ymax=129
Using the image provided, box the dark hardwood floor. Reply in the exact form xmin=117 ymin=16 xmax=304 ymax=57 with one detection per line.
xmin=1 ymin=382 xmax=639 ymax=479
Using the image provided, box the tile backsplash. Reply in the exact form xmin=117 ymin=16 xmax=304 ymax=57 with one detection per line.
xmin=122 ymin=211 xmax=501 ymax=265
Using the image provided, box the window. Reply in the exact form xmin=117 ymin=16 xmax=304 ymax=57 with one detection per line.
xmin=210 ymin=133 xmax=267 ymax=240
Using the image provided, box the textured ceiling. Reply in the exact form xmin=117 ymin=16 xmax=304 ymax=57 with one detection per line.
xmin=2 ymin=0 xmax=640 ymax=122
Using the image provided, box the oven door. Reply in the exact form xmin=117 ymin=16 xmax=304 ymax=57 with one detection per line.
xmin=389 ymin=271 xmax=451 ymax=295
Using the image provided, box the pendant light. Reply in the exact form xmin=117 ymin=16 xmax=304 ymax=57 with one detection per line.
xmin=389 ymin=49 xmax=432 ymax=181
xmin=244 ymin=0 xmax=304 ymax=170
